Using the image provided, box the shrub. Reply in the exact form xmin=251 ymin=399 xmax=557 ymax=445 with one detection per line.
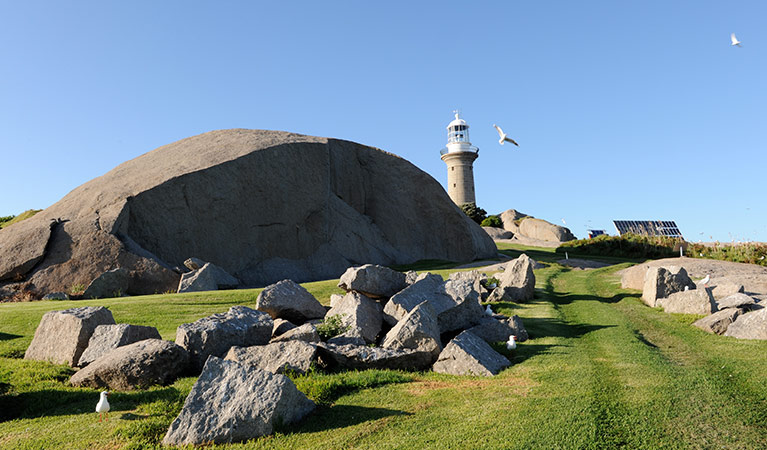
xmin=316 ymin=314 xmax=350 ymax=340
xmin=686 ymin=242 xmax=767 ymax=266
xmin=556 ymin=233 xmax=681 ymax=259
xmin=480 ymin=215 xmax=503 ymax=228
xmin=460 ymin=203 xmax=487 ymax=225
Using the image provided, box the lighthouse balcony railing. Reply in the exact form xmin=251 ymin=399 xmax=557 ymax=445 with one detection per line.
xmin=440 ymin=146 xmax=479 ymax=156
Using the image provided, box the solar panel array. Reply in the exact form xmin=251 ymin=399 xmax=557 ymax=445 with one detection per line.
xmin=613 ymin=220 xmax=683 ymax=238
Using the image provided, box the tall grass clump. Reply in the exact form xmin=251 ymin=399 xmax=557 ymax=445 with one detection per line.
xmin=686 ymin=242 xmax=767 ymax=266
xmin=556 ymin=233 xmax=681 ymax=259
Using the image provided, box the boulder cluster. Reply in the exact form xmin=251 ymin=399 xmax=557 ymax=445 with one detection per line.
xmin=640 ymin=265 xmax=765 ymax=339
xmin=23 ymin=256 xmax=536 ymax=446
xmin=482 ymin=209 xmax=576 ymax=246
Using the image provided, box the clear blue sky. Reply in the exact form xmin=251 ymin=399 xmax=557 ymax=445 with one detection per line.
xmin=1 ymin=1 xmax=764 ymax=242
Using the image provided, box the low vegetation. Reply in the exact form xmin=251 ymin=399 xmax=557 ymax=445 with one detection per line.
xmin=1 ymin=244 xmax=765 ymax=449
xmin=0 ymin=210 xmax=41 ymax=229
xmin=686 ymin=241 xmax=767 ymax=266
xmin=459 ymin=202 xmax=487 ymax=225
xmin=556 ymin=233 xmax=683 ymax=260
xmin=480 ymin=215 xmax=503 ymax=228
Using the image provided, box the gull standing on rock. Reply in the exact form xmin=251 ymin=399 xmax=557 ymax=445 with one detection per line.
xmin=699 ymin=274 xmax=711 ymax=288
xmin=96 ymin=391 xmax=110 ymax=422
xmin=493 ymin=124 xmax=519 ymax=146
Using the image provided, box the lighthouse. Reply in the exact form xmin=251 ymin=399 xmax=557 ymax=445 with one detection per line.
xmin=440 ymin=112 xmax=479 ymax=206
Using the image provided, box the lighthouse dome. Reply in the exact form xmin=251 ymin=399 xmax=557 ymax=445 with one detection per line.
xmin=446 ymin=113 xmax=468 ymax=130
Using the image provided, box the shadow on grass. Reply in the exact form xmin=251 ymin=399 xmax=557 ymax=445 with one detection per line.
xmin=0 ymin=332 xmax=22 ymax=341
xmin=545 ymin=291 xmax=642 ymax=306
xmin=292 ymin=404 xmax=411 ymax=434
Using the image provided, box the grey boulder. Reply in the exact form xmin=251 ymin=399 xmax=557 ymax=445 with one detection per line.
xmin=324 ymin=292 xmax=382 ymax=344
xmin=78 ymin=323 xmax=161 ymax=367
xmin=483 ymin=227 xmax=513 ymax=240
xmin=487 ymin=254 xmax=536 ymax=303
xmin=337 ymin=264 xmax=407 ymax=299
xmin=183 ymin=257 xmax=206 ymax=271
xmin=70 ymin=339 xmax=188 ymax=390
xmin=42 ymin=292 xmax=69 ymax=300
xmin=467 ymin=315 xmax=529 ymax=344
xmin=24 ymin=306 xmax=115 ymax=367
xmin=381 ymin=301 xmax=442 ymax=361
xmin=711 ymin=282 xmax=745 ymax=299
xmin=224 ymin=340 xmax=317 ymax=375
xmin=658 ymin=288 xmax=717 ymax=315
xmin=272 ymin=318 xmax=297 ymax=337
xmin=256 ymin=279 xmax=327 ymax=323
xmin=717 ymin=293 xmax=757 ymax=310
xmin=693 ymin=308 xmax=743 ymax=335
xmin=272 ymin=323 xmax=321 ymax=344
xmin=316 ymin=342 xmax=434 ymax=371
xmin=642 ymin=266 xmax=696 ymax=307
xmin=162 ymin=357 xmax=315 ymax=446
xmin=175 ymin=306 xmax=273 ymax=371
xmin=177 ymin=262 xmax=239 ymax=293
xmin=724 ymin=308 xmax=767 ymax=340
xmin=433 ymin=330 xmax=511 ymax=377
xmin=82 ymin=268 xmax=130 ymax=299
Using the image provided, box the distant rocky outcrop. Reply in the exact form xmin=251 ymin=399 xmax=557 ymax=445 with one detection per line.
xmin=0 ymin=129 xmax=496 ymax=299
xmin=490 ymin=209 xmax=576 ymax=244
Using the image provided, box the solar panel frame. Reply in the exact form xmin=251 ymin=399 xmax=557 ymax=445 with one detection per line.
xmin=612 ymin=220 xmax=683 ymax=238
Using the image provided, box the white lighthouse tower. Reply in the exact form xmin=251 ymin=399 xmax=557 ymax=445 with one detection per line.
xmin=440 ymin=112 xmax=479 ymax=206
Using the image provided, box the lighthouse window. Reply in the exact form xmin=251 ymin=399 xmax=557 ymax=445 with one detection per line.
xmin=451 ymin=167 xmax=454 ymax=171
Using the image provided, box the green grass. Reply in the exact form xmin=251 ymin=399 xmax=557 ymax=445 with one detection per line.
xmin=0 ymin=210 xmax=41 ymax=229
xmin=1 ymin=247 xmax=766 ymax=449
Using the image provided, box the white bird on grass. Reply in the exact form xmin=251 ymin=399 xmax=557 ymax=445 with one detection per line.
xmin=699 ymin=274 xmax=711 ymax=287
xmin=731 ymin=33 xmax=742 ymax=47
xmin=493 ymin=124 xmax=519 ymax=146
xmin=96 ymin=391 xmax=110 ymax=422
xmin=485 ymin=304 xmax=494 ymax=316
xmin=506 ymin=335 xmax=517 ymax=351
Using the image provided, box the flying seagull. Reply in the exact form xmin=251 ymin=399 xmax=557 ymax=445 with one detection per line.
xmin=493 ymin=124 xmax=519 ymax=146
xmin=731 ymin=33 xmax=742 ymax=47
xmin=96 ymin=391 xmax=110 ymax=422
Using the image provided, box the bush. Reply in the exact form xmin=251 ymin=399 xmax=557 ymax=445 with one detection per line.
xmin=480 ymin=215 xmax=503 ymax=228
xmin=460 ymin=203 xmax=487 ymax=225
xmin=556 ymin=233 xmax=681 ymax=259
xmin=686 ymin=242 xmax=767 ymax=266
xmin=316 ymin=314 xmax=350 ymax=340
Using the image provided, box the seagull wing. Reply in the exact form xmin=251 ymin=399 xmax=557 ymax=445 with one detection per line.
xmin=731 ymin=33 xmax=741 ymax=45
xmin=493 ymin=124 xmax=504 ymax=138
xmin=504 ymin=136 xmax=519 ymax=146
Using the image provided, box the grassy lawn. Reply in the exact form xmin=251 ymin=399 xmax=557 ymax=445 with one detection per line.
xmin=1 ymin=244 xmax=765 ymax=449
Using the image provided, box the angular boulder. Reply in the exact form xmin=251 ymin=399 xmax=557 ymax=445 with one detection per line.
xmin=324 ymin=292 xmax=382 ymax=344
xmin=183 ymin=257 xmax=206 ymax=271
xmin=693 ymin=308 xmax=742 ymax=335
xmin=337 ymin=264 xmax=407 ymax=299
xmin=256 ymin=279 xmax=327 ymax=323
xmin=381 ymin=301 xmax=442 ymax=360
xmin=487 ymin=254 xmax=536 ymax=303
xmin=24 ymin=306 xmax=115 ymax=366
xmin=517 ymin=217 xmax=576 ymax=243
xmin=439 ymin=278 xmax=485 ymax=333
xmin=383 ymin=274 xmax=454 ymax=325
xmin=272 ymin=318 xmax=297 ymax=337
xmin=177 ymin=262 xmax=239 ymax=293
xmin=432 ymin=330 xmax=511 ymax=377
xmin=483 ymin=227 xmax=513 ymax=240
xmin=316 ymin=342 xmax=434 ymax=371
xmin=499 ymin=209 xmax=529 ymax=235
xmin=78 ymin=323 xmax=162 ymax=367
xmin=723 ymin=308 xmax=767 ymax=340
xmin=467 ymin=315 xmax=529 ymax=344
xmin=711 ymin=283 xmax=745 ymax=299
xmin=42 ymin=292 xmax=69 ymax=300
xmin=658 ymin=288 xmax=717 ymax=315
xmin=81 ymin=268 xmax=131 ymax=299
xmin=641 ymin=266 xmax=696 ymax=307
xmin=70 ymin=339 xmax=188 ymax=390
xmin=162 ymin=357 xmax=315 ymax=446
xmin=717 ymin=293 xmax=757 ymax=310
xmin=0 ymin=129 xmax=496 ymax=299
xmin=272 ymin=323 xmax=321 ymax=344
xmin=224 ymin=341 xmax=317 ymax=375
xmin=175 ymin=306 xmax=273 ymax=371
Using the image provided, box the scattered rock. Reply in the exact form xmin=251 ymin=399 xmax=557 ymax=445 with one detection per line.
xmin=324 ymin=292 xmax=382 ymax=344
xmin=487 ymin=254 xmax=536 ymax=303
xmin=383 ymin=274 xmax=454 ymax=326
xmin=326 ymin=328 xmax=367 ymax=346
xmin=329 ymin=293 xmax=344 ymax=308
xmin=404 ymin=270 xmax=419 ymax=285
xmin=24 ymin=306 xmax=115 ymax=366
xmin=70 ymin=339 xmax=188 ymax=390
xmin=78 ymin=323 xmax=162 ymax=367
xmin=316 ymin=342 xmax=434 ymax=371
xmin=224 ymin=340 xmax=317 ymax=375
xmin=42 ymin=292 xmax=69 ymax=300
xmin=162 ymin=357 xmax=315 ymax=446
xmin=184 ymin=257 xmax=206 ymax=271
xmin=641 ymin=266 xmax=696 ymax=307
xmin=439 ymin=278 xmax=485 ymax=333
xmin=272 ymin=318 xmax=297 ymax=337
xmin=711 ymin=283 xmax=745 ymax=299
xmin=337 ymin=264 xmax=407 ymax=299
xmin=432 ymin=330 xmax=511 ymax=377
xmin=175 ymin=306 xmax=273 ymax=371
xmin=82 ymin=268 xmax=131 ymax=299
xmin=256 ymin=279 xmax=327 ymax=323
xmin=723 ymin=308 xmax=767 ymax=340
xmin=381 ymin=301 xmax=442 ymax=361
xmin=483 ymin=227 xmax=513 ymax=240
xmin=658 ymin=288 xmax=717 ymax=315
xmin=693 ymin=309 xmax=743 ymax=335
xmin=466 ymin=315 xmax=529 ymax=344
xmin=272 ymin=323 xmax=321 ymax=344
xmin=716 ymin=293 xmax=756 ymax=310
xmin=177 ymin=262 xmax=239 ymax=293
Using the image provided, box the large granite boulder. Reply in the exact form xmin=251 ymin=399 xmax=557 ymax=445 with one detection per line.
xmin=381 ymin=301 xmax=442 ymax=360
xmin=711 ymin=283 xmax=745 ymax=299
xmin=24 ymin=306 xmax=115 ymax=367
xmin=499 ymin=209 xmax=529 ymax=235
xmin=439 ymin=278 xmax=485 ymax=333
xmin=642 ymin=266 xmax=696 ymax=307
xmin=78 ymin=323 xmax=161 ymax=367
xmin=432 ymin=331 xmax=511 ymax=377
xmin=466 ymin=315 xmax=529 ymax=344
xmin=177 ymin=262 xmax=239 ymax=293
xmin=0 ymin=129 xmax=495 ymax=299
xmin=487 ymin=254 xmax=536 ymax=303
xmin=256 ymin=279 xmax=327 ymax=323
xmin=693 ymin=309 xmax=742 ymax=335
xmin=69 ymin=339 xmax=188 ymax=390
xmin=657 ymin=288 xmax=717 ymax=315
xmin=483 ymin=227 xmax=513 ymax=240
xmin=717 ymin=293 xmax=757 ymax=310
xmin=163 ymin=357 xmax=315 ymax=446
xmin=723 ymin=308 xmax=767 ymax=340
xmin=224 ymin=341 xmax=317 ymax=375
xmin=82 ymin=268 xmax=131 ymax=299
xmin=272 ymin=323 xmax=321 ymax=344
xmin=337 ymin=264 xmax=408 ymax=299
xmin=517 ymin=217 xmax=576 ymax=243
xmin=316 ymin=342 xmax=434 ymax=371
xmin=175 ymin=306 xmax=273 ymax=371
xmin=324 ymin=292 xmax=382 ymax=344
